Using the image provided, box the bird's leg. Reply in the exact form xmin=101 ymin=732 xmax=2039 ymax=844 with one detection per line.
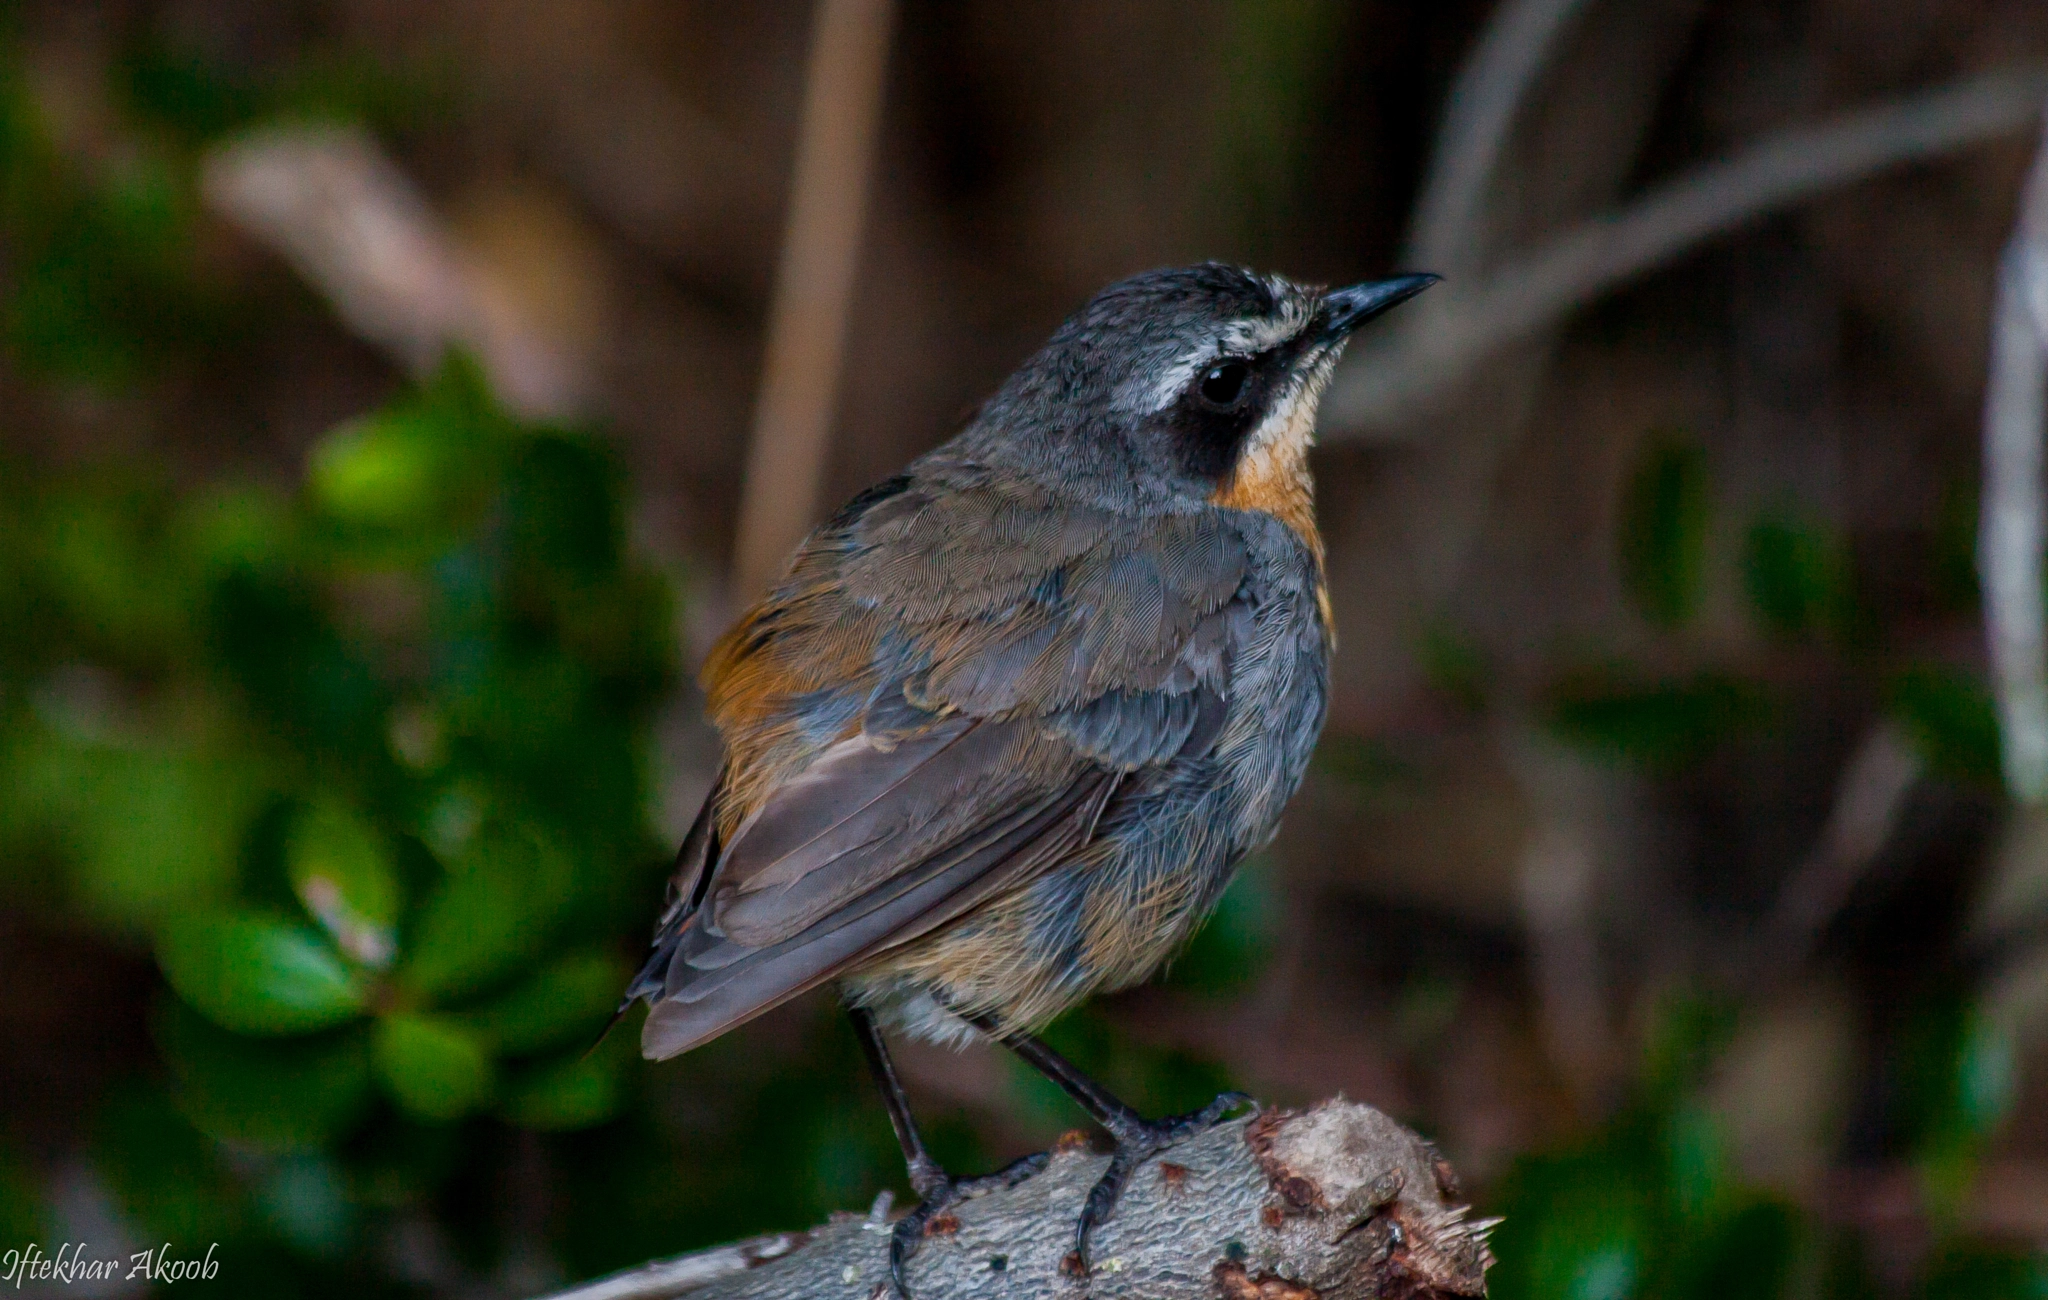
xmin=967 ymin=1012 xmax=1251 ymax=1279
xmin=848 ymin=1007 xmax=1049 ymax=1298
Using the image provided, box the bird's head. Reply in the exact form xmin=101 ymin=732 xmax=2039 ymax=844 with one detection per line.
xmin=964 ymin=263 xmax=1437 ymax=508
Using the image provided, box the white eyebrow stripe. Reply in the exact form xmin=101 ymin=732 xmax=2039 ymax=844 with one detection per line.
xmin=1121 ymin=346 xmax=1214 ymax=415
xmin=1116 ymin=295 xmax=1317 ymax=415
xmin=1219 ymin=297 xmax=1312 ymax=354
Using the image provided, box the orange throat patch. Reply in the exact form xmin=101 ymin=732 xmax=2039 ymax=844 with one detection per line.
xmin=1211 ymin=436 xmax=1334 ymax=646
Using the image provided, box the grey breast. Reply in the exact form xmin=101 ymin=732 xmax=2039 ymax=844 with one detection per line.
xmin=1210 ymin=508 xmax=1330 ymax=859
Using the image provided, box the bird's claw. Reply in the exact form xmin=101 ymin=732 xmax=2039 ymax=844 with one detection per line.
xmin=1064 ymin=1092 xmax=1255 ymax=1280
xmin=887 ymin=1151 xmax=1049 ymax=1298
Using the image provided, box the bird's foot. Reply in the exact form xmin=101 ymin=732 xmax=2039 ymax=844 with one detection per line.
xmin=1064 ymin=1091 xmax=1254 ymax=1280
xmin=888 ymin=1151 xmax=1049 ymax=1298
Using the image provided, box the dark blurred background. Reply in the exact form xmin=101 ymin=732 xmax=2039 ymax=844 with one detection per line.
xmin=4 ymin=1 xmax=2048 ymax=1296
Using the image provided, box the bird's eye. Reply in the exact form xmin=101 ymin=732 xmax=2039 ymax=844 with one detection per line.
xmin=1198 ymin=361 xmax=1249 ymax=407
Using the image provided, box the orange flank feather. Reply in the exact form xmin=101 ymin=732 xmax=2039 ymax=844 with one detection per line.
xmin=697 ymin=570 xmax=884 ymax=838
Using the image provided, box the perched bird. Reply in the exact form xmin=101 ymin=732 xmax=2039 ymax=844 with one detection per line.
xmin=620 ymin=262 xmax=1435 ymax=1292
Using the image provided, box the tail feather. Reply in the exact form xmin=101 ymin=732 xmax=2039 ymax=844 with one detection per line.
xmin=602 ymin=775 xmax=724 ymax=1055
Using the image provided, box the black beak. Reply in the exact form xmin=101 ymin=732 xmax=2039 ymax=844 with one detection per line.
xmin=1318 ymin=273 xmax=1440 ymax=340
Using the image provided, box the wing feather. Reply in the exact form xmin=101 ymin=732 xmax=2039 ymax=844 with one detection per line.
xmin=632 ymin=465 xmax=1255 ymax=1059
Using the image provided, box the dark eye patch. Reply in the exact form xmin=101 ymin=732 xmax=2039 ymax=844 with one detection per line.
xmin=1159 ymin=350 xmax=1285 ymax=482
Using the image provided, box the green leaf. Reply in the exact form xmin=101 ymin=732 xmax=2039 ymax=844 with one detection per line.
xmin=308 ymin=413 xmax=449 ymax=528
xmin=346 ymin=1116 xmax=464 ymax=1210
xmin=207 ymin=568 xmax=391 ymax=763
xmin=1668 ymin=1196 xmax=1800 ymax=1300
xmin=400 ymin=817 xmax=574 ymax=1002
xmin=8 ymin=727 xmax=268 ymax=931
xmin=1639 ymin=993 xmax=1740 ymax=1105
xmin=157 ymin=911 xmax=367 ymax=1035
xmin=1621 ymin=435 xmax=1711 ymax=628
xmin=1547 ymin=671 xmax=1769 ymax=771
xmin=458 ymin=947 xmax=629 ymax=1056
xmin=37 ymin=483 xmax=196 ymax=655
xmin=305 ymin=354 xmax=503 ymax=559
xmin=499 ymin=1043 xmax=628 ymax=1131
xmin=173 ymin=480 xmax=295 ymax=577
xmin=1889 ymin=664 xmax=2002 ymax=790
xmin=1662 ymin=1104 xmax=1730 ymax=1223
xmin=372 ymin=1012 xmax=495 ymax=1122
xmin=155 ymin=999 xmax=372 ymax=1151
xmin=1743 ymin=513 xmax=1845 ymax=641
xmin=1896 ymin=992 xmax=2017 ymax=1214
xmin=285 ymin=800 xmax=400 ymax=968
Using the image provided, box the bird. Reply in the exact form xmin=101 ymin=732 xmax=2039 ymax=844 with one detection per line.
xmin=618 ymin=262 xmax=1436 ymax=1294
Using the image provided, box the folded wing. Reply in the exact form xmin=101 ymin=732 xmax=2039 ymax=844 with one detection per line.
xmin=630 ymin=466 xmax=1252 ymax=1059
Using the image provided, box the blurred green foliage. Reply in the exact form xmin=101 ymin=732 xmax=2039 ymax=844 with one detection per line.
xmin=1620 ymin=434 xmax=1712 ymax=629
xmin=1743 ymin=511 xmax=1854 ymax=643
xmin=1513 ymin=428 xmax=2043 ymax=1299
xmin=0 ymin=353 xmax=684 ymax=1287
xmin=1889 ymin=665 xmax=2003 ymax=792
xmin=1163 ymin=860 xmax=1280 ymax=998
xmin=1547 ymin=669 xmax=1771 ymax=771
xmin=1487 ymin=998 xmax=2044 ymax=1300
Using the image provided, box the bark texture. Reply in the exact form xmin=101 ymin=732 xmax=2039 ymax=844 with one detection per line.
xmin=535 ymin=1099 xmax=1495 ymax=1300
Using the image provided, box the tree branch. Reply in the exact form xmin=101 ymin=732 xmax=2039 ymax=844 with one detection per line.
xmin=1405 ymin=0 xmax=1600 ymax=275
xmin=1755 ymin=722 xmax=1923 ymax=977
xmin=731 ymin=0 xmax=898 ymax=601
xmin=1327 ymin=65 xmax=2048 ymax=438
xmin=532 ymin=1101 xmax=1494 ymax=1300
xmin=200 ymin=125 xmax=586 ymax=421
xmin=1981 ymin=95 xmax=2048 ymax=804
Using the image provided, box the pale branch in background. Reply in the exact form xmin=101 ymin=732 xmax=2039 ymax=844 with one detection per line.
xmin=731 ymin=0 xmax=898 ymax=602
xmin=1404 ymin=0 xmax=1599 ymax=276
xmin=531 ymin=1101 xmax=1494 ymax=1300
xmin=1502 ymin=726 xmax=1623 ymax=1108
xmin=1516 ymin=820 xmax=1611 ymax=1103
xmin=1328 ymin=65 xmax=2048 ymax=439
xmin=1981 ymin=98 xmax=2048 ymax=805
xmin=200 ymin=125 xmax=584 ymax=420
xmin=1757 ymin=723 xmax=1923 ymax=977
xmin=1974 ymin=102 xmax=2048 ymax=1078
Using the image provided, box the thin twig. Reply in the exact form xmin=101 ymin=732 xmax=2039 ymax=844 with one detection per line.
xmin=731 ymin=0 xmax=898 ymax=601
xmin=1980 ymin=99 xmax=2048 ymax=803
xmin=1327 ymin=65 xmax=2048 ymax=438
xmin=1502 ymin=726 xmax=1620 ymax=1108
xmin=1756 ymin=723 xmax=1922 ymax=977
xmin=1405 ymin=0 xmax=1600 ymax=274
